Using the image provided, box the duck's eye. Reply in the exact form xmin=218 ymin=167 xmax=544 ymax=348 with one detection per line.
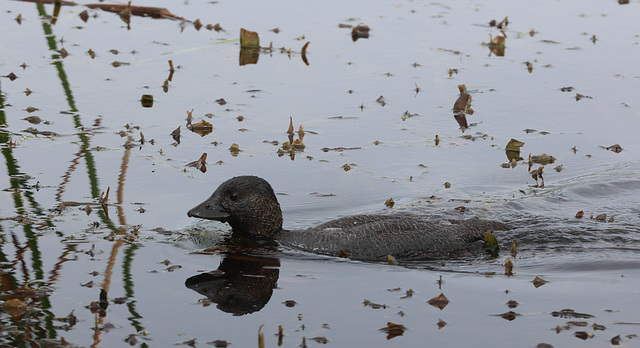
xmin=229 ymin=192 xmax=239 ymax=201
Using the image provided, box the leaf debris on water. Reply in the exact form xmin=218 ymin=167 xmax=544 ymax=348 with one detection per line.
xmin=532 ymin=276 xmax=547 ymax=288
xmin=551 ymin=309 xmax=594 ymax=319
xmin=186 ymin=153 xmax=207 ymax=173
xmin=384 ymin=198 xmax=394 ymax=208
xmin=604 ymin=144 xmax=623 ymax=153
xmin=363 ymin=299 xmax=386 ymax=309
xmin=427 ymin=293 xmax=449 ymax=310
xmin=379 ymin=322 xmax=405 ymax=339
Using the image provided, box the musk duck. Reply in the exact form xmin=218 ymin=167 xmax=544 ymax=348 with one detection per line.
xmin=187 ymin=175 xmax=508 ymax=261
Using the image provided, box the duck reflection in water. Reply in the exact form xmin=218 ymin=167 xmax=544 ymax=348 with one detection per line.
xmin=185 ymin=252 xmax=280 ymax=316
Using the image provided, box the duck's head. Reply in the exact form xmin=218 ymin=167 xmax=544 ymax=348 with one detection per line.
xmin=187 ymin=176 xmax=283 ymax=238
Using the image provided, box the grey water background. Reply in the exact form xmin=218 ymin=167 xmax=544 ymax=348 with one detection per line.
xmin=1 ymin=0 xmax=640 ymax=346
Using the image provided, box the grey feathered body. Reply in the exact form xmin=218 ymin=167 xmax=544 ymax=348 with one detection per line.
xmin=276 ymin=214 xmax=508 ymax=261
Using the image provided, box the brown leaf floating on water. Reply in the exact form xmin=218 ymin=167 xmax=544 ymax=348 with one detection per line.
xmin=189 ymin=120 xmax=213 ymax=137
xmin=79 ymin=9 xmax=89 ymax=22
xmin=575 ymin=93 xmax=593 ymax=101
xmin=141 ymin=94 xmax=153 ymax=108
xmin=363 ymin=299 xmax=386 ymax=309
xmin=309 ymin=337 xmax=328 ymax=344
xmin=510 ymin=239 xmax=517 ymax=257
xmin=551 ymin=309 xmax=594 ymax=319
xmin=400 ymin=289 xmax=414 ymax=299
xmin=575 ymin=331 xmax=594 ymax=340
xmin=385 ymin=198 xmax=394 ymax=208
xmin=3 ymin=298 xmax=27 ymax=318
xmin=505 ymin=258 xmax=513 ymax=276
xmin=506 ymin=138 xmax=525 ymax=152
xmin=489 ymin=16 xmax=509 ymax=29
xmin=58 ymin=48 xmax=69 ymax=59
xmin=532 ymin=276 xmax=547 ymax=288
xmin=576 ymin=210 xmax=584 ymax=218
xmin=497 ymin=311 xmax=520 ymax=321
xmin=351 ymin=23 xmax=370 ymax=41
xmin=170 ymin=126 xmax=181 ymax=144
xmin=379 ymin=322 xmax=405 ymax=340
xmin=427 ymin=293 xmax=449 ymax=310
xmin=611 ymin=335 xmax=621 ymax=345
xmin=22 ymin=116 xmax=42 ymax=124
xmin=229 ymin=143 xmax=240 ymax=156
xmin=604 ymin=144 xmax=623 ymax=153
xmin=530 ymin=153 xmax=556 ymax=165
xmin=507 ymin=300 xmax=519 ymax=308
xmin=240 ymin=28 xmax=260 ymax=48
xmin=186 ymin=153 xmax=207 ymax=173
xmin=437 ymin=318 xmax=447 ymax=329
xmin=595 ymin=213 xmax=607 ymax=221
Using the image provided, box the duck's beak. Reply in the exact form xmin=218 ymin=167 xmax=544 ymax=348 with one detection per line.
xmin=187 ymin=194 xmax=231 ymax=221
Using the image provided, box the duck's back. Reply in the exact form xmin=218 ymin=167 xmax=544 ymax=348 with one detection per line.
xmin=277 ymin=215 xmax=508 ymax=261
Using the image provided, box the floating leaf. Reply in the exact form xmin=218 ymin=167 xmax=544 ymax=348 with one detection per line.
xmin=604 ymin=144 xmax=623 ymax=153
xmin=532 ymin=276 xmax=547 ymax=288
xmin=385 ymin=198 xmax=394 ymax=208
xmin=427 ymin=293 xmax=449 ymax=310
xmin=506 ymin=138 xmax=525 ymax=151
xmin=595 ymin=213 xmax=607 ymax=221
xmin=189 ymin=120 xmax=213 ymax=137
xmin=3 ymin=298 xmax=26 ymax=318
xmin=229 ymin=143 xmax=240 ymax=156
xmin=363 ymin=299 xmax=386 ymax=309
xmin=79 ymin=9 xmax=89 ymax=22
xmin=575 ymin=210 xmax=584 ymax=218
xmin=283 ymin=300 xmax=297 ymax=307
xmin=186 ymin=153 xmax=207 ymax=173
xmin=611 ymin=335 xmax=621 ymax=345
xmin=574 ymin=331 xmax=594 ymax=340
xmin=342 ymin=163 xmax=351 ymax=172
xmin=22 ymin=116 xmax=42 ymax=124
xmin=379 ymin=322 xmax=405 ymax=340
xmin=550 ymin=309 xmax=594 ymax=319
xmin=510 ymin=239 xmax=517 ymax=257
xmin=507 ymin=300 xmax=519 ymax=309
xmin=240 ymin=28 xmax=260 ymax=48
xmin=351 ymin=23 xmax=370 ymax=41
xmin=58 ymin=48 xmax=69 ymax=59
xmin=170 ymin=126 xmax=181 ymax=144
xmin=309 ymin=337 xmax=328 ymax=344
xmin=505 ymin=258 xmax=513 ymax=276
xmin=575 ymin=93 xmax=593 ymax=101
xmin=140 ymin=94 xmax=154 ymax=108
xmin=437 ymin=319 xmax=447 ymax=329
xmin=498 ymin=311 xmax=520 ymax=321
xmin=193 ymin=18 xmax=202 ymax=31
xmin=530 ymin=153 xmax=556 ymax=165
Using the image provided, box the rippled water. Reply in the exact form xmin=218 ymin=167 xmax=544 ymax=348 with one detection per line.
xmin=1 ymin=0 xmax=639 ymax=346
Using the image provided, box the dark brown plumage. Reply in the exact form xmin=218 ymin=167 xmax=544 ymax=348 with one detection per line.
xmin=188 ymin=176 xmax=509 ymax=261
